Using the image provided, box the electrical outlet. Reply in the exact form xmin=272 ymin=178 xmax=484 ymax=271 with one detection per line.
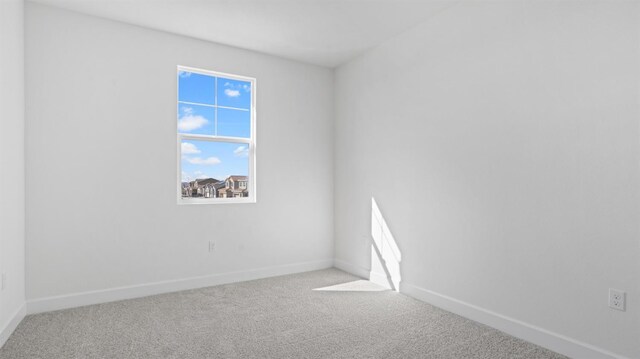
xmin=609 ymin=289 xmax=626 ymax=311
xmin=1 ymin=273 xmax=6 ymax=291
xmin=208 ymin=241 xmax=215 ymax=253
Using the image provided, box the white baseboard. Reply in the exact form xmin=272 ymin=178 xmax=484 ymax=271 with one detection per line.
xmin=27 ymin=259 xmax=333 ymax=315
xmin=19 ymin=258 xmax=632 ymax=359
xmin=0 ymin=303 xmax=26 ymax=349
xmin=368 ymin=271 xmax=391 ymax=288
xmin=333 ymin=258 xmax=370 ymax=278
xmin=402 ymin=283 xmax=629 ymax=359
xmin=333 ymin=260 xmax=628 ymax=359
xmin=333 ymin=258 xmax=394 ymax=289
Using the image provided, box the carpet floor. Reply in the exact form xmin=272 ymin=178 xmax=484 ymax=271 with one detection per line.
xmin=0 ymin=269 xmax=567 ymax=358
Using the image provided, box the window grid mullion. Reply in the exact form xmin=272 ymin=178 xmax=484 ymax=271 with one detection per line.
xmin=214 ymin=77 xmax=218 ymax=136
xmin=177 ymin=101 xmax=250 ymax=112
xmin=177 ymin=101 xmax=216 ymax=108
xmin=179 ymin=133 xmax=252 ymax=144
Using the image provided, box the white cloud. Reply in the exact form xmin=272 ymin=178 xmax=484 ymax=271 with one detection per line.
xmin=193 ymin=170 xmax=208 ymax=179
xmin=181 ymin=171 xmax=192 ymax=182
xmin=186 ymin=157 xmax=222 ymax=165
xmin=224 ymin=89 xmax=240 ymax=98
xmin=233 ymin=145 xmax=249 ymax=157
xmin=178 ymin=114 xmax=208 ymax=132
xmin=223 ymin=81 xmax=250 ymax=97
xmin=181 ymin=142 xmax=201 ymax=155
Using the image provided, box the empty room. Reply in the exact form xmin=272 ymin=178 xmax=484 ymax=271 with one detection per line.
xmin=0 ymin=0 xmax=638 ymax=358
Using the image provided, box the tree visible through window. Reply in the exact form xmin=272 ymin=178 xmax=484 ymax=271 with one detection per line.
xmin=177 ymin=66 xmax=256 ymax=203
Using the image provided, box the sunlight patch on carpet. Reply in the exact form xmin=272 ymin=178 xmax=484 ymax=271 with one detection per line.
xmin=313 ymin=280 xmax=388 ymax=292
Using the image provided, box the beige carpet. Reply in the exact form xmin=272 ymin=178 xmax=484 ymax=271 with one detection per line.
xmin=0 ymin=269 xmax=567 ymax=358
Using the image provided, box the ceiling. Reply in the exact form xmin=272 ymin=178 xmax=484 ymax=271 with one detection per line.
xmin=30 ymin=0 xmax=456 ymax=67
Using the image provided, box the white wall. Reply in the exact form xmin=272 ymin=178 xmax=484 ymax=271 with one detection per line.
xmin=25 ymin=3 xmax=333 ymax=304
xmin=0 ymin=0 xmax=26 ymax=347
xmin=334 ymin=2 xmax=639 ymax=358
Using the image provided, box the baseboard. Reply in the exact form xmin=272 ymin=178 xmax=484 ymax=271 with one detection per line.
xmin=333 ymin=258 xmax=370 ymax=278
xmin=21 ymin=258 xmax=630 ymax=358
xmin=0 ymin=303 xmax=26 ymax=349
xmin=333 ymin=258 xmax=392 ymax=289
xmin=368 ymin=271 xmax=390 ymax=286
xmin=401 ymin=282 xmax=629 ymax=359
xmin=27 ymin=259 xmax=333 ymax=315
xmin=333 ymin=259 xmax=628 ymax=359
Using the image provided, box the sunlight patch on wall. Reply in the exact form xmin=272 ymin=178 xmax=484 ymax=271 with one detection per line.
xmin=370 ymin=197 xmax=402 ymax=291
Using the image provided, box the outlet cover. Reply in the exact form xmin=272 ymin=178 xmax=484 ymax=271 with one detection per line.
xmin=609 ymin=289 xmax=626 ymax=311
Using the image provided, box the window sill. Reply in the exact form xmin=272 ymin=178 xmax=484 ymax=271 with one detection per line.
xmin=178 ymin=198 xmax=257 ymax=205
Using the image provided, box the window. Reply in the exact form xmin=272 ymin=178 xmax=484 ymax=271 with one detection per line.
xmin=177 ymin=66 xmax=256 ymax=204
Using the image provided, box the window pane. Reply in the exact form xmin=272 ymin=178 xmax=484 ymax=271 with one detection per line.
xmin=181 ymin=139 xmax=250 ymax=199
xmin=217 ymin=77 xmax=251 ymax=109
xmin=177 ymin=103 xmax=214 ymax=135
xmin=178 ymin=71 xmax=215 ymax=105
xmin=217 ymin=108 xmax=251 ymax=138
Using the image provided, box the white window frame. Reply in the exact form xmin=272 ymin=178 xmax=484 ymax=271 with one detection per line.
xmin=177 ymin=65 xmax=257 ymax=205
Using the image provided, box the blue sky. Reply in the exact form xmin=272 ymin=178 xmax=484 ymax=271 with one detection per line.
xmin=218 ymin=108 xmax=250 ymax=137
xmin=181 ymin=140 xmax=249 ymax=183
xmin=177 ymin=103 xmax=214 ymax=135
xmin=178 ymin=71 xmax=251 ymax=138
xmin=178 ymin=70 xmax=252 ymax=183
xmin=217 ymin=78 xmax=251 ymax=109
xmin=178 ymin=72 xmax=215 ymax=104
